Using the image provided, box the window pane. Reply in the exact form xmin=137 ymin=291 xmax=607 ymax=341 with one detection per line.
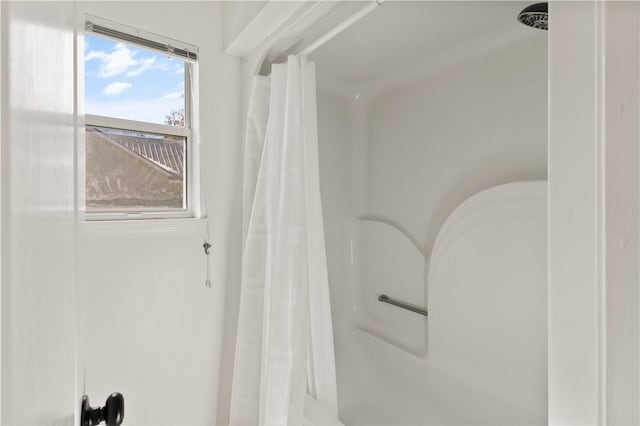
xmin=84 ymin=34 xmax=185 ymax=125
xmin=86 ymin=126 xmax=185 ymax=211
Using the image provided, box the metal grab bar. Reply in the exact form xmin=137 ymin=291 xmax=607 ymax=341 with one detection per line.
xmin=377 ymin=294 xmax=428 ymax=317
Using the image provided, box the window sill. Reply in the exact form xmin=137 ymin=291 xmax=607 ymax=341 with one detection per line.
xmin=79 ymin=216 xmax=208 ymax=237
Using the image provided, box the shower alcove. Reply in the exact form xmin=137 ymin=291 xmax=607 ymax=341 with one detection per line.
xmin=310 ymin=2 xmax=548 ymax=424
xmin=226 ymin=1 xmax=640 ymax=425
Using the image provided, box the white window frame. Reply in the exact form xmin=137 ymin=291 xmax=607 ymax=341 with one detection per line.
xmin=81 ymin=15 xmax=199 ymax=221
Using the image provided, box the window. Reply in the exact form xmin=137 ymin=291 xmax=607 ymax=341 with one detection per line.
xmin=83 ymin=17 xmax=198 ymax=219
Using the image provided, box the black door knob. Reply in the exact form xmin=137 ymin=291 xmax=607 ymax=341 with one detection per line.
xmin=81 ymin=393 xmax=124 ymax=426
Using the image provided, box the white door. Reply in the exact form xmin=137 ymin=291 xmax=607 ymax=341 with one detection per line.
xmin=1 ymin=1 xmax=78 ymax=423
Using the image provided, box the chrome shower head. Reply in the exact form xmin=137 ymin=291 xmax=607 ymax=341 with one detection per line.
xmin=517 ymin=2 xmax=548 ymax=31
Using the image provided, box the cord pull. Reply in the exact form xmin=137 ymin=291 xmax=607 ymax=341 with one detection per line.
xmin=203 ymin=241 xmax=213 ymax=288
xmin=203 ymin=242 xmax=212 ymax=255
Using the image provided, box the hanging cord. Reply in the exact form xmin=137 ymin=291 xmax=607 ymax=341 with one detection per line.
xmin=203 ymin=222 xmax=212 ymax=288
xmin=189 ymin=62 xmax=213 ymax=288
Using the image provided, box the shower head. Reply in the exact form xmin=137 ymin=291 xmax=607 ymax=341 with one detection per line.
xmin=517 ymin=2 xmax=548 ymax=31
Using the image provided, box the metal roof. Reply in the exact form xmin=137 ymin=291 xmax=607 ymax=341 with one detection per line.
xmin=89 ymin=126 xmax=184 ymax=177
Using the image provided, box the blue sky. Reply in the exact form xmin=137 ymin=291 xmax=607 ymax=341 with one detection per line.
xmin=84 ymin=34 xmax=185 ymax=125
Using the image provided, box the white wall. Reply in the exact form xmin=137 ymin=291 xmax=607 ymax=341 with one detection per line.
xmin=548 ymin=2 xmax=640 ymax=424
xmin=1 ymin=1 xmax=77 ymax=424
xmin=317 ymin=34 xmax=547 ymax=425
xmin=603 ymin=3 xmax=640 ymax=422
xmin=76 ymin=2 xmax=243 ymax=425
xmin=222 ymin=1 xmax=267 ymax=51
xmin=367 ymin=34 xmax=547 ymax=257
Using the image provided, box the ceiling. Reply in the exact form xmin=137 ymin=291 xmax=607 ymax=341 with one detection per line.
xmin=310 ymin=1 xmax=543 ymax=88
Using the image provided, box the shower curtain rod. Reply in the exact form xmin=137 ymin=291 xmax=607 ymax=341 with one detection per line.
xmin=300 ymin=0 xmax=382 ymax=56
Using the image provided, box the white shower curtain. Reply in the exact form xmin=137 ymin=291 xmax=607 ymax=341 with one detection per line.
xmin=230 ymin=56 xmax=338 ymax=426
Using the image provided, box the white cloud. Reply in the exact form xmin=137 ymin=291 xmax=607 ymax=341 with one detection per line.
xmin=160 ymin=91 xmax=184 ymax=100
xmin=85 ymin=43 xmax=161 ymax=78
xmin=84 ymin=50 xmax=106 ymax=62
xmin=158 ymin=81 xmax=185 ymax=101
xmin=103 ymin=81 xmax=132 ymax=96
xmin=127 ymin=57 xmax=156 ymax=77
xmin=86 ymin=93 xmax=184 ymax=125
